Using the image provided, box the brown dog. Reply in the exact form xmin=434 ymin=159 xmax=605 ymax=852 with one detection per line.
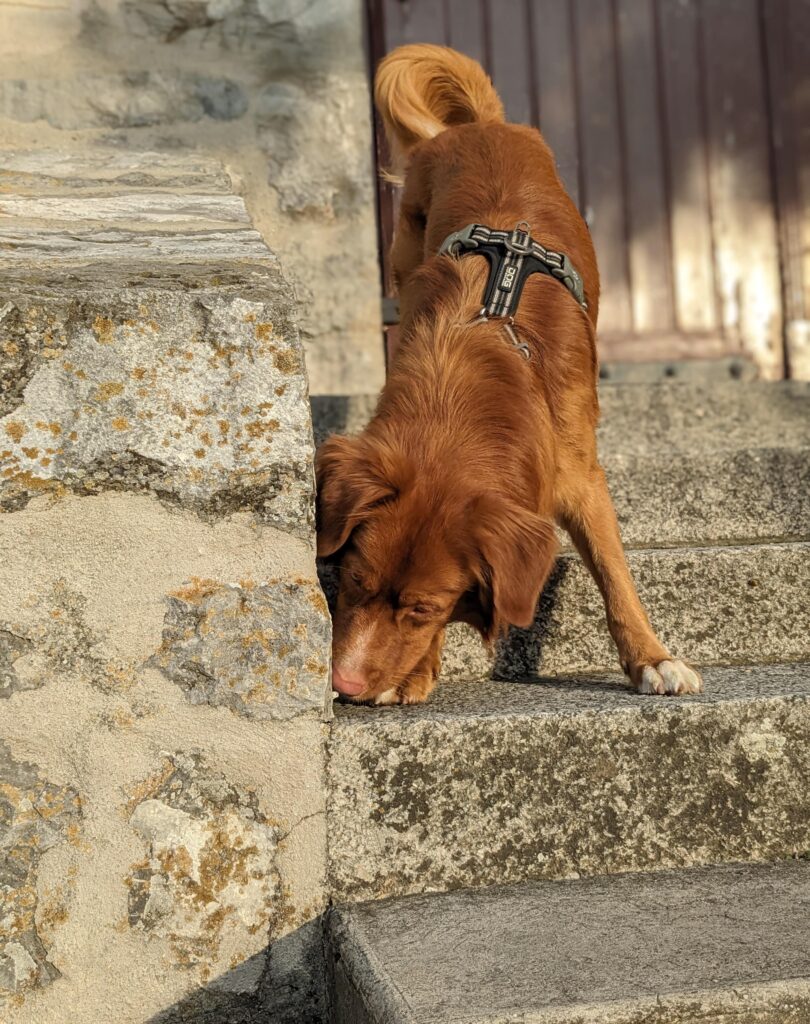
xmin=317 ymin=44 xmax=702 ymax=705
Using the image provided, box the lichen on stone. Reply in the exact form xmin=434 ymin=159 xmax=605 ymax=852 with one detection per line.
xmin=125 ymin=753 xmax=280 ymax=982
xmin=0 ymin=291 xmax=315 ymax=537
xmin=0 ymin=628 xmax=36 ymax=699
xmin=150 ymin=578 xmax=330 ymax=720
xmin=0 ymin=743 xmax=82 ymax=1003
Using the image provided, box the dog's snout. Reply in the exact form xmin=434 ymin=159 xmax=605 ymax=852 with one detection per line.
xmin=332 ymin=666 xmax=367 ymax=696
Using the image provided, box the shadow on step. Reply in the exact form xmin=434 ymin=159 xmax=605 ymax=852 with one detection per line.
xmin=145 ymin=916 xmax=327 ymax=1024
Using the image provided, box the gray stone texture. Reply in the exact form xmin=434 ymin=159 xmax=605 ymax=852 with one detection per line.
xmin=152 ymin=579 xmax=330 ymax=720
xmin=0 ymin=152 xmax=315 ymax=537
xmin=328 ymin=860 xmax=810 ymax=1024
xmin=0 ymin=742 xmax=82 ymax=1003
xmin=0 ymin=73 xmax=247 ymax=129
xmin=321 ymin=542 xmax=810 ymax=681
xmin=127 ymin=752 xmax=281 ymax=972
xmin=0 ymin=149 xmax=330 ymax=1022
xmin=0 ymin=0 xmax=385 ymax=395
xmin=327 ymin=664 xmax=810 ymax=902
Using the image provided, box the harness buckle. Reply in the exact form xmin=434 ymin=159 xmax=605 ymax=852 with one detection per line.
xmin=439 ymin=223 xmax=482 ymax=257
xmin=505 ymin=220 xmax=533 ymax=255
xmin=550 ymin=254 xmax=586 ymax=308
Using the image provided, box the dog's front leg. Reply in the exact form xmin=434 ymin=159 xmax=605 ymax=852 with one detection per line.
xmin=375 ymin=627 xmax=446 ymax=706
xmin=558 ymin=467 xmax=703 ymax=695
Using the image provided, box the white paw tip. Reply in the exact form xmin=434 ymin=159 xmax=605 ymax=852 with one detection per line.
xmin=639 ymin=659 xmax=703 ymax=696
xmin=373 ymin=687 xmax=400 ymax=706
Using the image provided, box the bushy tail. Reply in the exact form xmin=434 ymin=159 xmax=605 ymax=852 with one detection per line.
xmin=374 ymin=44 xmax=504 ymax=175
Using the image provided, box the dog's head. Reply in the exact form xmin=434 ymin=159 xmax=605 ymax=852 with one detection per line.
xmin=316 ymin=433 xmax=556 ymax=702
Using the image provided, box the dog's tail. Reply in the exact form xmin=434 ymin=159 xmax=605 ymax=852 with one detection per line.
xmin=374 ymin=44 xmax=504 ymax=175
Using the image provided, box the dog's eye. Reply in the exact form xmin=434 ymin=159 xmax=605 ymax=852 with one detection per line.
xmin=408 ymin=604 xmax=434 ymax=617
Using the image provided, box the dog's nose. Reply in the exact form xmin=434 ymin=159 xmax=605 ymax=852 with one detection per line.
xmin=332 ymin=666 xmax=367 ymax=696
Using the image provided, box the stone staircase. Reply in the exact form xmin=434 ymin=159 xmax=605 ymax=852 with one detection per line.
xmin=311 ymin=382 xmax=810 ymax=1023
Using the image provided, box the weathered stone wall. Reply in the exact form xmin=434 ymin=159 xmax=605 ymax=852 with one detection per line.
xmin=0 ymin=0 xmax=385 ymax=395
xmin=0 ymin=152 xmax=331 ymax=1021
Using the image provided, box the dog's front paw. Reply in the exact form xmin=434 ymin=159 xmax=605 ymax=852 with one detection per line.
xmin=636 ymin=658 xmax=703 ymax=696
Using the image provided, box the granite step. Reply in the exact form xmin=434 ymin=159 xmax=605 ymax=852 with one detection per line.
xmin=311 ymin=383 xmax=810 ymax=549
xmin=326 ymin=663 xmax=810 ymax=903
xmin=327 ymin=860 xmax=810 ymax=1024
xmin=440 ymin=540 xmax=810 ymax=681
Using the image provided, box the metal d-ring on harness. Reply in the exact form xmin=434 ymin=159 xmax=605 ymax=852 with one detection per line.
xmin=438 ymin=221 xmax=588 ymax=360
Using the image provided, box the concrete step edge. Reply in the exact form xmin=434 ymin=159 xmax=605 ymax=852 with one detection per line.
xmin=327 ymin=861 xmax=810 ymax=1024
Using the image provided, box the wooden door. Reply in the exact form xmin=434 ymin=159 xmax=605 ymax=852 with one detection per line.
xmin=367 ymin=0 xmax=810 ymax=379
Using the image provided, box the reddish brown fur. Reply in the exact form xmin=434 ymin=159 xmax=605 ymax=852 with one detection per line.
xmin=317 ymin=44 xmax=702 ymax=704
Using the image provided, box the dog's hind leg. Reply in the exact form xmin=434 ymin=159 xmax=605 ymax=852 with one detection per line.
xmin=557 ymin=468 xmax=703 ymax=696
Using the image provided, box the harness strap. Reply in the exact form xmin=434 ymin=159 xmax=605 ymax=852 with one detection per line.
xmin=439 ymin=221 xmax=588 ymax=316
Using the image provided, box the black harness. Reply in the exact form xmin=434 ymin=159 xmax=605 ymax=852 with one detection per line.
xmin=438 ymin=221 xmax=587 ymax=359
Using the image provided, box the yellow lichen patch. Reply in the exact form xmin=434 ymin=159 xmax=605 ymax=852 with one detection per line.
xmin=218 ymin=420 xmax=230 ymax=436
xmin=123 ymin=762 xmax=175 ymax=818
xmin=40 ymin=458 xmax=51 ymax=468
xmin=68 ymin=431 xmax=78 ymax=441
xmin=42 ymin=348 xmax=60 ymax=360
xmin=131 ymin=366 xmax=147 ymax=380
xmin=194 ymin=449 xmax=206 ymax=459
xmin=95 ymin=381 xmax=125 ymax=401
xmin=111 ymin=417 xmax=129 ymax=431
xmin=5 ymin=421 xmax=25 ymax=443
xmin=200 ymin=431 xmax=213 ymax=447
xmin=307 ymin=589 xmax=329 ymax=615
xmin=255 ymin=322 xmax=273 ymax=341
xmin=93 ymin=316 xmax=115 ymax=345
xmin=171 ymin=577 xmax=221 ymax=604
xmin=273 ymin=349 xmax=299 ymax=374
xmin=2 ymin=470 xmax=64 ymax=498
xmin=2 ymin=338 xmax=19 ymax=356
xmin=21 ymin=447 xmax=39 ymax=459
xmin=245 ymin=418 xmax=280 ymax=439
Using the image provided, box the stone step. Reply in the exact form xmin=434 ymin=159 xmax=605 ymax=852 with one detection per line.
xmin=311 ymin=381 xmax=810 ymax=454
xmin=327 ymin=860 xmax=810 ymax=1024
xmin=326 ymin=663 xmax=810 ymax=903
xmin=321 ymin=542 xmax=810 ymax=682
xmin=311 ymin=383 xmax=810 ymax=548
xmin=440 ymin=541 xmax=810 ymax=681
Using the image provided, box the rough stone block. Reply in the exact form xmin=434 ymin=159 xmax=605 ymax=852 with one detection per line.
xmin=328 ymin=861 xmax=810 ymax=1024
xmin=257 ymin=75 xmax=374 ymax=217
xmin=0 ymin=150 xmax=329 ymax=1022
xmin=126 ymin=752 xmax=280 ymax=981
xmin=0 ymin=743 xmax=81 ymax=1003
xmin=151 ymin=578 xmax=330 ymax=720
xmin=0 ymin=72 xmax=247 ymax=129
xmin=327 ymin=664 xmax=810 ymax=902
xmin=0 ymin=151 xmax=315 ymax=537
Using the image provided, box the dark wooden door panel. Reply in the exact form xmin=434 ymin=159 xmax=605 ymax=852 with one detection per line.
xmin=574 ymin=0 xmax=633 ymax=333
xmin=366 ymin=0 xmax=809 ymax=377
xmin=615 ymin=0 xmax=674 ymax=333
xmin=531 ymin=0 xmax=580 ymax=206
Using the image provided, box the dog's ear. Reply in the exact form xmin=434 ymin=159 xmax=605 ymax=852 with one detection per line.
xmin=315 ymin=435 xmax=398 ymax=558
xmin=468 ymin=494 xmax=558 ymax=641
